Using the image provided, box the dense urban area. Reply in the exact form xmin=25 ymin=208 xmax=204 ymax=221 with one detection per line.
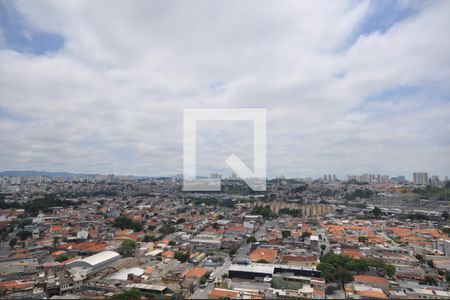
xmin=0 ymin=171 xmax=449 ymax=299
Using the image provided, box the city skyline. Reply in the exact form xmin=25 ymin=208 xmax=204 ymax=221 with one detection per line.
xmin=0 ymin=168 xmax=448 ymax=182
xmin=1 ymin=1 xmax=450 ymax=178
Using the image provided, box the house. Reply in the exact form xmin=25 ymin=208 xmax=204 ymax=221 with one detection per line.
xmin=190 ymin=238 xmax=222 ymax=251
xmin=250 ymin=247 xmax=277 ymax=263
xmin=0 ymin=280 xmax=34 ymax=295
xmin=184 ymin=266 xmax=209 ymax=279
xmin=433 ymin=259 xmax=450 ymax=271
xmin=354 ymin=275 xmax=390 ymax=291
xmin=125 ymin=283 xmax=174 ymax=297
xmin=281 ymin=255 xmax=318 ymax=268
xmin=208 ymin=288 xmax=240 ymax=299
xmin=346 ymin=283 xmax=388 ymax=299
xmin=50 ymin=226 xmax=62 ymax=235
xmin=225 ymin=226 xmax=248 ymax=236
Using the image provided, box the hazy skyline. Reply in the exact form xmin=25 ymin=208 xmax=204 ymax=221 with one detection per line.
xmin=1 ymin=0 xmax=450 ymax=178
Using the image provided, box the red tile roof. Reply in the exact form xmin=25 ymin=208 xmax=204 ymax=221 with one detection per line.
xmin=354 ymin=275 xmax=389 ymax=285
xmin=185 ymin=267 xmax=209 ymax=279
xmin=250 ymin=247 xmax=277 ymax=263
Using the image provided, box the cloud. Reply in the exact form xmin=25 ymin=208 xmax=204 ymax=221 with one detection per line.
xmin=0 ymin=0 xmax=449 ymax=179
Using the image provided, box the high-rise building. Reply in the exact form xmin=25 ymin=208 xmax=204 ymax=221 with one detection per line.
xmin=397 ymin=175 xmax=406 ymax=184
xmin=413 ymin=172 xmax=428 ymax=185
xmin=381 ymin=175 xmax=389 ymax=184
xmin=431 ymin=175 xmax=440 ymax=187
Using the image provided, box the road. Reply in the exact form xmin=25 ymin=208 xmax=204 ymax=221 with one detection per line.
xmin=255 ymin=220 xmax=272 ymax=239
xmin=236 ymin=220 xmax=271 ymax=260
xmin=0 ymin=228 xmax=18 ymax=257
xmin=191 ymin=256 xmax=231 ymax=299
xmin=191 ymin=220 xmax=271 ymax=299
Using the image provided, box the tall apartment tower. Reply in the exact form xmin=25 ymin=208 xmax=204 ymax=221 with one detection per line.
xmin=431 ymin=175 xmax=440 ymax=187
xmin=413 ymin=172 xmax=428 ymax=185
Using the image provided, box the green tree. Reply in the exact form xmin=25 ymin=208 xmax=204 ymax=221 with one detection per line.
xmin=18 ymin=218 xmax=32 ymax=229
xmin=16 ymin=230 xmax=32 ymax=240
xmin=373 ymin=207 xmax=382 ymax=218
xmin=301 ymin=232 xmax=311 ymax=241
xmin=335 ymin=269 xmax=354 ymax=290
xmin=159 ymin=224 xmax=176 ymax=235
xmin=385 ymin=264 xmax=396 ymax=277
xmin=367 ymin=258 xmax=387 ymax=276
xmin=246 ymin=236 xmax=257 ymax=244
xmin=358 ymin=236 xmax=368 ymax=243
xmin=119 ymin=239 xmax=136 ymax=257
xmin=442 ymin=211 xmax=449 ymax=220
xmin=113 ymin=216 xmax=142 ymax=232
xmin=55 ymin=254 xmax=69 ymax=262
xmin=53 ymin=237 xmax=59 ymax=249
xmin=176 ymin=218 xmax=186 ymax=224
xmin=282 ymin=230 xmax=291 ymax=238
xmin=168 ymin=240 xmax=176 ymax=246
xmin=111 ymin=288 xmax=141 ymax=300
xmin=317 ymin=262 xmax=337 ymax=283
xmin=9 ymin=238 xmax=17 ymax=247
xmin=174 ymin=251 xmax=190 ymax=262
xmin=422 ymin=276 xmax=437 ymax=286
xmin=347 ymin=259 xmax=369 ymax=274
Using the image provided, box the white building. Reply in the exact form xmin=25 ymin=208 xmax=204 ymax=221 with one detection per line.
xmin=413 ymin=172 xmax=428 ymax=185
xmin=67 ymin=251 xmax=120 ymax=273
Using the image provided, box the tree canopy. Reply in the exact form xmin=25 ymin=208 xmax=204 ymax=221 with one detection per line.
xmin=119 ymin=239 xmax=136 ymax=257
xmin=113 ymin=216 xmax=143 ymax=232
xmin=317 ymin=253 xmax=395 ymax=284
xmin=111 ymin=289 xmax=141 ymax=300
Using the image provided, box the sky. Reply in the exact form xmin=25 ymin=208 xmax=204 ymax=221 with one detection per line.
xmin=0 ymin=0 xmax=449 ymax=179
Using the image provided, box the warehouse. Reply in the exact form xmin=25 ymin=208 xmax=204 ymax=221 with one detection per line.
xmin=228 ymin=263 xmax=321 ymax=279
xmin=67 ymin=251 xmax=121 ymax=273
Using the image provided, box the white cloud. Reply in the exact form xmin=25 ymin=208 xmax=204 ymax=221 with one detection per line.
xmin=0 ymin=0 xmax=449 ymax=178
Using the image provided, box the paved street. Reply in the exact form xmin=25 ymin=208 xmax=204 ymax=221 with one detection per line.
xmin=191 ymin=256 xmax=231 ymax=299
xmin=192 ymin=220 xmax=271 ymax=298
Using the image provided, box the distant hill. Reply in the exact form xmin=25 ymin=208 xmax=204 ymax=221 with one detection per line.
xmin=0 ymin=170 xmax=93 ymax=177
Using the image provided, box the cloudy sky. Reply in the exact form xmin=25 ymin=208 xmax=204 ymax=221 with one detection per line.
xmin=0 ymin=0 xmax=449 ymax=179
